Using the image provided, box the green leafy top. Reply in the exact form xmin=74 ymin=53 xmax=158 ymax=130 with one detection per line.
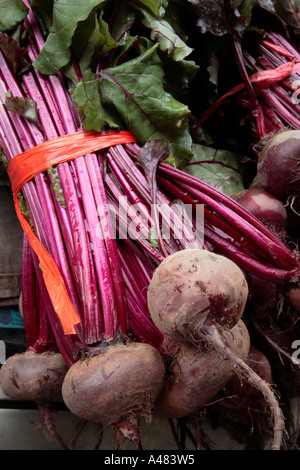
xmin=30 ymin=0 xmax=193 ymax=76
xmin=184 ymin=144 xmax=245 ymax=196
xmin=1 ymin=0 xmax=300 ymax=172
xmin=27 ymin=0 xmax=196 ymax=166
xmin=98 ymin=44 xmax=193 ymax=166
xmin=0 ymin=0 xmax=28 ymax=32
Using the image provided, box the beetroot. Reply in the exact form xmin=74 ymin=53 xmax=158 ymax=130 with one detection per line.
xmin=246 ymin=273 xmax=279 ymax=315
xmin=147 ymin=249 xmax=249 ymax=343
xmin=216 ymin=346 xmax=276 ymax=445
xmin=62 ymin=341 xmax=165 ymax=448
xmin=147 ymin=249 xmax=285 ymax=449
xmin=199 ymin=323 xmax=284 ymax=450
xmin=0 ymin=350 xmax=67 ymax=403
xmin=0 ymin=350 xmax=69 ymax=449
xmin=251 ymin=130 xmax=300 ymax=202
xmin=231 ymin=188 xmax=288 ymax=239
xmin=154 ymin=319 xmax=250 ymax=419
xmin=219 ymin=345 xmax=273 ymax=410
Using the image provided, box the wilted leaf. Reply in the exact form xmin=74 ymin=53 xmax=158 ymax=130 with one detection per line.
xmin=138 ymin=138 xmax=170 ymax=197
xmin=0 ymin=31 xmax=27 ymax=73
xmin=138 ymin=139 xmax=170 ymax=254
xmin=5 ymin=93 xmax=41 ymax=129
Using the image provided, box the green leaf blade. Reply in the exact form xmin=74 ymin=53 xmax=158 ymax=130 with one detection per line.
xmin=33 ymin=0 xmax=107 ymax=74
xmin=99 ymin=45 xmax=192 ymax=167
xmin=139 ymin=10 xmax=193 ymax=61
xmin=70 ymin=70 xmax=120 ymax=131
xmin=184 ymin=145 xmax=245 ymax=196
xmin=0 ymin=0 xmax=28 ymax=32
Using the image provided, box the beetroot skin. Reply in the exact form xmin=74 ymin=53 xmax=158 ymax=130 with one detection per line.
xmin=219 ymin=345 xmax=273 ymax=410
xmin=231 ymin=189 xmax=288 ymax=231
xmin=251 ymin=130 xmax=300 ymax=201
xmin=0 ymin=351 xmax=68 ymax=403
xmin=154 ymin=319 xmax=250 ymax=419
xmin=147 ymin=249 xmax=249 ymax=342
xmin=62 ymin=342 xmax=166 ymax=427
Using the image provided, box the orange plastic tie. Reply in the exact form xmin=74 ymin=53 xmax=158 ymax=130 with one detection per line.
xmin=196 ymin=60 xmax=300 ymax=128
xmin=8 ymin=130 xmax=138 ymax=335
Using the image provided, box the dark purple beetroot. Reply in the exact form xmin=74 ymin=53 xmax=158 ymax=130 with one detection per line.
xmin=251 ymin=130 xmax=300 ymax=201
xmin=0 ymin=350 xmax=69 ymax=449
xmin=231 ymin=188 xmax=287 ymax=238
xmin=0 ymin=350 xmax=68 ymax=402
xmin=219 ymin=345 xmax=273 ymax=410
xmin=154 ymin=319 xmax=250 ymax=419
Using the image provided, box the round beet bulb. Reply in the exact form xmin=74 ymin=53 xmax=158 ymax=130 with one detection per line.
xmin=154 ymin=320 xmax=250 ymax=418
xmin=147 ymin=249 xmax=249 ymax=343
xmin=251 ymin=130 xmax=300 ymax=201
xmin=231 ymin=188 xmax=287 ymax=235
xmin=62 ymin=341 xmax=165 ymax=446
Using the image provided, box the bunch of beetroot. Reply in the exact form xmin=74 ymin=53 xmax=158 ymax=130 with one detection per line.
xmin=187 ymin=8 xmax=300 ymax=449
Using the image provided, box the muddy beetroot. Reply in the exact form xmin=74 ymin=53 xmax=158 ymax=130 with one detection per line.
xmin=154 ymin=320 xmax=250 ymax=419
xmin=0 ymin=350 xmax=68 ymax=402
xmin=147 ymin=249 xmax=285 ymax=449
xmin=251 ymin=130 xmax=300 ymax=202
xmin=147 ymin=249 xmax=248 ymax=343
xmin=231 ymin=188 xmax=288 ymax=238
xmin=0 ymin=350 xmax=69 ymax=449
xmin=61 ymin=341 xmax=166 ymax=447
